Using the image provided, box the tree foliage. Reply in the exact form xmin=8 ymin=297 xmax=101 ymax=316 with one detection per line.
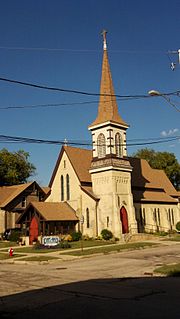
xmin=0 ymin=148 xmax=36 ymax=186
xmin=132 ymin=148 xmax=180 ymax=190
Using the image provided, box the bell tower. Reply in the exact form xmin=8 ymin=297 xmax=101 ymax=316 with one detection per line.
xmin=88 ymin=31 xmax=137 ymax=238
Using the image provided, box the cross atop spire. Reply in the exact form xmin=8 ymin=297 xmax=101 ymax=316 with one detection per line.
xmin=101 ymin=30 xmax=107 ymax=50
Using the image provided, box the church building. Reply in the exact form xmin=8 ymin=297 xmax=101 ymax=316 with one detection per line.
xmin=46 ymin=32 xmax=180 ymax=239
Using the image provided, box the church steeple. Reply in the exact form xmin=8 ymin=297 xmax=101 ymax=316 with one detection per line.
xmin=89 ymin=31 xmax=128 ymax=128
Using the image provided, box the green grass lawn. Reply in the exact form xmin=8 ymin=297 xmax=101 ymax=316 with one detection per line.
xmin=154 ymin=263 xmax=180 ymax=276
xmin=12 ymin=240 xmax=115 ymax=254
xmin=166 ymin=234 xmax=180 ymax=241
xmin=60 ymin=242 xmax=156 ymax=256
xmin=0 ymin=252 xmax=11 ymax=260
xmin=0 ymin=241 xmax=18 ymax=249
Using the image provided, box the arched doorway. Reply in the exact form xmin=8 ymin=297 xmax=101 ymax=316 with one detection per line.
xmin=120 ymin=206 xmax=129 ymax=233
xmin=29 ymin=216 xmax=39 ymax=244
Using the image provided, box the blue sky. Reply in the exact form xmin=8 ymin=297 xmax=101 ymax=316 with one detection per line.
xmin=0 ymin=0 xmax=179 ymax=185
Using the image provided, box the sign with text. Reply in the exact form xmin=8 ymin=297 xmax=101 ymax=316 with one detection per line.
xmin=42 ymin=236 xmax=60 ymax=246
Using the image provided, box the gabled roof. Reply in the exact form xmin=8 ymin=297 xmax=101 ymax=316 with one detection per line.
xmin=17 ymin=201 xmax=78 ymax=223
xmin=132 ymin=190 xmax=177 ymax=203
xmin=49 ymin=146 xmax=92 ymax=187
xmin=89 ymin=34 xmax=128 ymax=128
xmin=0 ymin=181 xmax=49 ymax=208
xmin=129 ymin=157 xmax=163 ymax=190
xmin=49 ymin=146 xmax=178 ymax=204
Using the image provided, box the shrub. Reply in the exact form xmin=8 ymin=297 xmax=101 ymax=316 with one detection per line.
xmin=101 ymin=229 xmax=113 ymax=241
xmin=9 ymin=230 xmax=21 ymax=242
xmin=59 ymin=241 xmax=71 ymax=249
xmin=63 ymin=234 xmax=72 ymax=242
xmin=176 ymin=222 xmax=180 ymax=231
xmin=71 ymin=231 xmax=82 ymax=241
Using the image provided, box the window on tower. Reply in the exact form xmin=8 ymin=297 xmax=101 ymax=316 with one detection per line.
xmin=115 ymin=133 xmax=122 ymax=157
xmin=97 ymin=133 xmax=106 ymax=158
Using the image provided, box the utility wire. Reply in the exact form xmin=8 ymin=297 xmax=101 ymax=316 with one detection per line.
xmin=0 ymin=76 xmax=180 ymax=99
xmin=0 ymin=76 xmax=148 ymax=97
xmin=0 ymin=46 xmax=165 ymax=54
xmin=0 ymin=134 xmax=179 ymax=147
xmin=0 ymin=96 xmax=150 ymax=110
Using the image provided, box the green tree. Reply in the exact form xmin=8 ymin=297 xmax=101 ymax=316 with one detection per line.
xmin=0 ymin=148 xmax=36 ymax=186
xmin=132 ymin=148 xmax=180 ymax=190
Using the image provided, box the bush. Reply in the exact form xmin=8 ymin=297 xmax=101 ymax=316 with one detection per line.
xmin=9 ymin=230 xmax=21 ymax=242
xmin=59 ymin=241 xmax=71 ymax=249
xmin=63 ymin=234 xmax=72 ymax=242
xmin=71 ymin=231 xmax=82 ymax=241
xmin=101 ymin=229 xmax=113 ymax=241
xmin=176 ymin=222 xmax=180 ymax=231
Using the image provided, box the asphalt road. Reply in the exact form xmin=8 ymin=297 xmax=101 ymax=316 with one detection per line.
xmin=0 ymin=240 xmax=180 ymax=318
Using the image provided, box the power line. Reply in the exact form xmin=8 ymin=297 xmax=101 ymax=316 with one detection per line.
xmin=0 ymin=46 xmax=165 ymax=54
xmin=0 ymin=134 xmax=179 ymax=147
xmin=0 ymin=76 xmax=148 ymax=97
xmin=0 ymin=96 xmax=150 ymax=110
xmin=0 ymin=76 xmax=179 ymax=99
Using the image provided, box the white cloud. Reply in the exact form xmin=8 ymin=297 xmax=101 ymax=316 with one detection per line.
xmin=160 ymin=128 xmax=179 ymax=137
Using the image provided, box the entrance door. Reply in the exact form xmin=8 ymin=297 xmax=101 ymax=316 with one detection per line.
xmin=29 ymin=216 xmax=39 ymax=244
xmin=120 ymin=206 xmax=129 ymax=233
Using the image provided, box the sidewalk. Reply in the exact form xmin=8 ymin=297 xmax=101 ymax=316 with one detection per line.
xmin=0 ymin=235 xmax=176 ymax=264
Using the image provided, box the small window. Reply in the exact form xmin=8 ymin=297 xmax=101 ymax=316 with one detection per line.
xmin=97 ymin=133 xmax=106 ymax=158
xmin=21 ymin=197 xmax=26 ymax=208
xmin=107 ymin=216 xmax=109 ymax=228
xmin=157 ymin=208 xmax=161 ymax=225
xmin=66 ymin=174 xmax=70 ymax=200
xmin=171 ymin=209 xmax=174 ymax=225
xmin=61 ymin=175 xmax=64 ymax=201
xmin=115 ymin=133 xmax=122 ymax=157
xmin=86 ymin=208 xmax=90 ymax=228
xmin=143 ymin=208 xmax=146 ymax=225
xmin=64 ymin=160 xmax=66 ymax=169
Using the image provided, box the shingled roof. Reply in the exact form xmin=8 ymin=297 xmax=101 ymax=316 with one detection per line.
xmin=0 ymin=182 xmax=50 ymax=208
xmin=49 ymin=146 xmax=92 ymax=187
xmin=17 ymin=201 xmax=78 ymax=223
xmin=89 ymin=32 xmax=128 ymax=128
xmin=50 ymin=146 xmax=178 ymax=204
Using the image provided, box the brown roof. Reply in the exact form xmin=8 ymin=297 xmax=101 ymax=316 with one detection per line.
xmin=18 ymin=201 xmax=78 ymax=222
xmin=81 ymin=185 xmax=99 ymax=201
xmin=49 ymin=146 xmax=92 ymax=187
xmin=152 ymin=169 xmax=178 ymax=197
xmin=49 ymin=146 xmax=178 ymax=204
xmin=129 ymin=157 xmax=162 ymax=189
xmin=132 ymin=189 xmax=177 ymax=203
xmin=0 ymin=182 xmax=49 ymax=208
xmin=0 ymin=182 xmax=33 ymax=207
xmin=89 ymin=48 xmax=128 ymax=128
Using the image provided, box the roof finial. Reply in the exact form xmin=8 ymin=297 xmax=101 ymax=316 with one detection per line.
xmin=101 ymin=30 xmax=107 ymax=51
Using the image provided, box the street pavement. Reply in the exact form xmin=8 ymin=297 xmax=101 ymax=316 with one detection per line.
xmin=0 ymin=239 xmax=180 ymax=318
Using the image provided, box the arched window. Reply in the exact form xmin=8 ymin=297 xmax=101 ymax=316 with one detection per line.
xmin=97 ymin=133 xmax=106 ymax=158
xmin=115 ymin=133 xmax=122 ymax=157
xmin=66 ymin=174 xmax=70 ymax=200
xmin=86 ymin=208 xmax=90 ymax=228
xmin=60 ymin=175 xmax=64 ymax=201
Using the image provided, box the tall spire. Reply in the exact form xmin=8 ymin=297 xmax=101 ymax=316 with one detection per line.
xmin=90 ymin=31 xmax=128 ymax=127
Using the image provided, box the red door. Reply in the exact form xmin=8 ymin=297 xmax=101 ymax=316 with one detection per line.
xmin=29 ymin=216 xmax=39 ymax=244
xmin=120 ymin=206 xmax=129 ymax=234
